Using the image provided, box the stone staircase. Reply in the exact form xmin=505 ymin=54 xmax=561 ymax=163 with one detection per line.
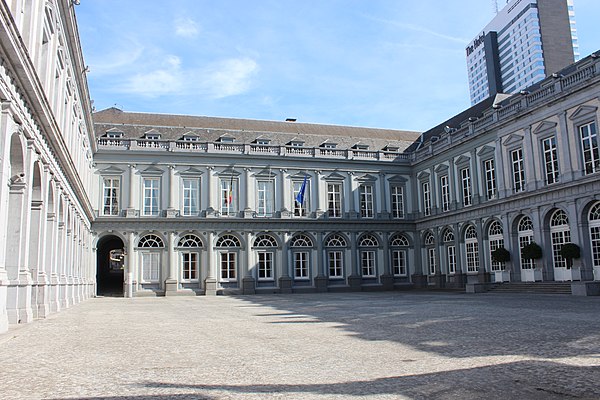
xmin=487 ymin=282 xmax=572 ymax=294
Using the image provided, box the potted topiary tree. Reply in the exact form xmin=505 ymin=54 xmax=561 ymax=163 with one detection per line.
xmin=560 ymin=243 xmax=580 ymax=269
xmin=491 ymin=246 xmax=511 ymax=282
xmin=521 ymin=242 xmax=543 ymax=282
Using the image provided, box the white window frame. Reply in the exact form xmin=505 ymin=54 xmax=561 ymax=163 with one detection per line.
xmin=392 ymin=249 xmax=407 ymax=276
xmin=542 ymin=136 xmax=560 ymax=184
xmin=292 ymin=179 xmax=310 ymax=217
xmin=142 ymin=177 xmax=160 ymax=216
xmin=327 ymin=182 xmax=343 ymax=218
xmin=447 ymin=245 xmax=456 ymax=275
xmin=294 ymin=251 xmax=310 ymax=279
xmin=391 ymin=185 xmax=405 ymax=219
xmin=550 ymin=210 xmax=571 ymax=270
xmin=141 ymin=252 xmax=160 ymax=282
xmin=461 ymin=167 xmax=472 ymax=206
xmin=220 ymin=177 xmax=238 ymax=216
xmin=511 ymin=148 xmax=526 ymax=193
xmin=440 ymin=175 xmax=450 ymax=212
xmin=181 ymin=251 xmax=199 ymax=281
xmin=489 ymin=221 xmax=504 ymax=272
xmin=328 ymin=250 xmax=343 ymax=278
xmin=428 ymin=248 xmax=436 ymax=275
xmin=182 ymin=178 xmax=200 ymax=216
xmin=256 ymin=180 xmax=274 ymax=217
xmin=257 ymin=251 xmax=274 ymax=280
xmin=580 ymin=121 xmax=599 ymax=175
xmin=484 ymin=159 xmax=496 ymax=200
xmin=589 ymin=203 xmax=600 ymax=269
xmin=220 ymin=252 xmax=237 ymax=281
xmin=359 ymin=184 xmax=374 ymax=218
xmin=102 ymin=177 xmax=120 ymax=216
xmin=465 ymin=226 xmax=479 ymax=273
xmin=361 ymin=250 xmax=376 ymax=277
xmin=518 ymin=217 xmax=535 ymax=270
xmin=422 ymin=181 xmax=431 ymax=216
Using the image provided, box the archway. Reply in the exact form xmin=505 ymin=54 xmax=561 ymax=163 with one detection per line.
xmin=96 ymin=235 xmax=125 ymax=296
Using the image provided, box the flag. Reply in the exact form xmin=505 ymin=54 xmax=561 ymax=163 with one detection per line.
xmin=295 ymin=174 xmax=308 ymax=205
xmin=227 ymin=174 xmax=234 ymax=205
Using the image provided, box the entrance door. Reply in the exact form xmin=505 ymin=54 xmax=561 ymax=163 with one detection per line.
xmin=96 ymin=235 xmax=125 ymax=296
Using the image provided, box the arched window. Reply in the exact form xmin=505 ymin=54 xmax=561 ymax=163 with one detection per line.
xmin=488 ymin=221 xmax=504 ymax=271
xmin=290 ymin=234 xmax=312 ymax=279
xmin=589 ymin=203 xmax=600 ymax=269
xmin=178 ymin=234 xmax=202 ymax=281
xmin=138 ymin=234 xmax=164 ymax=248
xmin=518 ymin=216 xmax=535 ymax=270
xmin=216 ymin=234 xmax=241 ymax=248
xmin=325 ymin=234 xmax=346 ymax=247
xmin=424 ymin=231 xmax=435 ymax=275
xmin=290 ymin=234 xmax=313 ymax=247
xmin=550 ymin=210 xmax=571 ymax=270
xmin=325 ymin=233 xmax=346 ymax=278
xmin=253 ymin=234 xmax=278 ymax=248
xmin=358 ymin=234 xmax=379 ymax=247
xmin=442 ymin=228 xmax=456 ymax=275
xmin=178 ymin=234 xmax=203 ymax=248
xmin=390 ymin=234 xmax=409 ymax=247
xmin=465 ymin=225 xmax=479 ymax=273
xmin=390 ymin=234 xmax=408 ymax=277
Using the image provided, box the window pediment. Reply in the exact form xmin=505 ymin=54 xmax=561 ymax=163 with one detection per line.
xmin=477 ymin=145 xmax=496 ymax=158
xmin=325 ymin=171 xmax=345 ymax=180
xmin=454 ymin=155 xmax=471 ymax=167
xmin=141 ymin=166 xmax=164 ymax=176
xmin=434 ymin=164 xmax=449 ymax=173
xmin=569 ymin=105 xmax=598 ymax=121
xmin=178 ymin=167 xmax=204 ymax=177
xmin=356 ymin=173 xmax=377 ymax=182
xmin=254 ymin=168 xmax=276 ymax=178
xmin=99 ymin=166 xmax=125 ymax=175
xmin=218 ymin=168 xmax=240 ymax=177
xmin=387 ymin=174 xmax=408 ymax=183
xmin=417 ymin=171 xmax=430 ymax=180
xmin=532 ymin=121 xmax=557 ymax=135
xmin=502 ymin=133 xmax=524 ymax=147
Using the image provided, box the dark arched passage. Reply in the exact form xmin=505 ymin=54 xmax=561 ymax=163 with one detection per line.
xmin=96 ymin=235 xmax=125 ymax=296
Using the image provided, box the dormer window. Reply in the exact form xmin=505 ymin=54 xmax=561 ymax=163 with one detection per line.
xmin=183 ymin=135 xmax=199 ymax=142
xmin=218 ymin=136 xmax=235 ymax=143
xmin=288 ymin=140 xmax=304 ymax=147
xmin=106 ymin=131 xmax=123 ymax=139
xmin=145 ymin=133 xmax=160 ymax=140
xmin=254 ymin=138 xmax=271 ymax=145
xmin=384 ymin=145 xmax=399 ymax=152
xmin=321 ymin=142 xmax=337 ymax=149
xmin=353 ymin=143 xmax=369 ymax=150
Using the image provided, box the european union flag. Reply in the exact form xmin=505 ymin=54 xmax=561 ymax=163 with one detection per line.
xmin=295 ymin=175 xmax=308 ymax=205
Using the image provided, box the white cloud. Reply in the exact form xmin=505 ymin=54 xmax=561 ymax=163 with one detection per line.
xmin=175 ymin=17 xmax=199 ymax=38
xmin=365 ymin=15 xmax=468 ymax=44
xmin=117 ymin=56 xmax=259 ymax=99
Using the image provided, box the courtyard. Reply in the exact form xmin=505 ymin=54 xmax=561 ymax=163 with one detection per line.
xmin=1 ymin=292 xmax=599 ymax=399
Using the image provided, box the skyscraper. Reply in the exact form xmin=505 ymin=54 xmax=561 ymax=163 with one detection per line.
xmin=466 ymin=0 xmax=578 ymax=105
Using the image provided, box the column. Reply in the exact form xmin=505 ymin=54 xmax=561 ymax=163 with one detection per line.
xmin=276 ymin=169 xmax=285 ymax=214
xmin=205 ymin=166 xmax=214 ymax=216
xmin=243 ymin=167 xmax=253 ymax=218
xmin=126 ymin=231 xmax=136 ymax=297
xmin=315 ymin=231 xmax=327 ymax=291
xmin=348 ymin=232 xmax=361 ymax=289
xmin=470 ymin=149 xmax=481 ymax=205
xmin=379 ymin=173 xmax=389 ymax=218
xmin=346 ymin=172 xmax=357 ymax=218
xmin=523 ymin=127 xmax=536 ymax=190
xmin=126 ymin=164 xmax=136 ymax=217
xmin=242 ymin=231 xmax=255 ymax=294
xmin=557 ymin=111 xmax=575 ymax=181
xmin=313 ymin=170 xmax=323 ymax=217
xmin=279 ymin=232 xmax=292 ymax=293
xmin=164 ymin=232 xmax=178 ymax=294
xmin=205 ymin=231 xmax=217 ymax=295
xmin=381 ymin=232 xmax=393 ymax=290
xmin=166 ymin=165 xmax=177 ymax=217
xmin=494 ymin=138 xmax=507 ymax=198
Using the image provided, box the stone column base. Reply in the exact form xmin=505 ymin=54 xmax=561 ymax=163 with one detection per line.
xmin=164 ymin=279 xmax=179 ymax=295
xmin=205 ymin=278 xmax=218 ymax=296
xmin=242 ymin=277 xmax=256 ymax=295
xmin=411 ymin=274 xmax=427 ymax=289
xmin=380 ymin=274 xmax=394 ymax=291
xmin=278 ymin=276 xmax=292 ymax=293
xmin=315 ymin=276 xmax=328 ymax=292
xmin=348 ymin=275 xmax=362 ymax=290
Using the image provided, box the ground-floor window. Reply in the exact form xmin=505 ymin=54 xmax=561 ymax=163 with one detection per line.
xmin=328 ymin=251 xmax=343 ymax=278
xmin=428 ymin=248 xmax=436 ymax=275
xmin=551 ymin=230 xmax=570 ymax=269
xmin=220 ymin=252 xmax=237 ymax=281
xmin=392 ymin=250 xmax=407 ymax=276
xmin=294 ymin=251 xmax=309 ymax=279
xmin=592 ymin=226 xmax=600 ymax=268
xmin=361 ymin=250 xmax=376 ymax=277
xmin=257 ymin=251 xmax=273 ymax=280
xmin=141 ymin=252 xmax=160 ymax=282
xmin=466 ymin=242 xmax=479 ymax=272
xmin=181 ymin=252 xmax=199 ymax=281
xmin=447 ymin=246 xmax=456 ymax=274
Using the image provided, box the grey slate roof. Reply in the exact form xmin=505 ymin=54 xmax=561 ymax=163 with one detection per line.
xmin=93 ymin=108 xmax=421 ymax=152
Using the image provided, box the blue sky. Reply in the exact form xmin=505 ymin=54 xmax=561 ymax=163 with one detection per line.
xmin=75 ymin=1 xmax=600 ymax=132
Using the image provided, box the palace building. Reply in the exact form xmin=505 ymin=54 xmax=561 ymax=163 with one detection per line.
xmin=0 ymin=1 xmax=599 ymax=334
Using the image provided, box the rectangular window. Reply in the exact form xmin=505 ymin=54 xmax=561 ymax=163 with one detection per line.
xmin=447 ymin=246 xmax=456 ymax=274
xmin=181 ymin=252 xmax=199 ymax=281
xmin=359 ymin=184 xmax=374 ymax=218
xmin=428 ymin=248 xmax=436 ymax=275
xmin=511 ymin=148 xmax=526 ymax=192
xmin=422 ymin=181 xmax=431 ymax=216
xmin=141 ymin=252 xmax=160 ymax=282
xmin=580 ymin=121 xmax=599 ymax=175
xmin=461 ymin=167 xmax=472 ymax=206
xmin=328 ymin=251 xmax=343 ymax=277
xmin=293 ymin=180 xmax=310 ymax=217
xmin=182 ymin=178 xmax=200 ymax=216
xmin=220 ymin=252 xmax=236 ymax=280
xmin=256 ymin=180 xmax=274 ymax=217
xmin=542 ymin=136 xmax=559 ymax=184
xmin=220 ymin=178 xmax=238 ymax=216
xmin=294 ymin=251 xmax=309 ymax=279
xmin=143 ymin=178 xmax=160 ymax=216
xmin=484 ymin=159 xmax=497 ymax=200
xmin=102 ymin=177 xmax=120 ymax=216
xmin=519 ymin=235 xmax=535 ymax=269
xmin=391 ymin=186 xmax=404 ymax=219
xmin=361 ymin=250 xmax=376 ymax=277
xmin=490 ymin=239 xmax=504 ymax=271
xmin=392 ymin=250 xmax=407 ymax=276
xmin=257 ymin=251 xmax=273 ymax=280
xmin=327 ymin=183 xmax=342 ymax=218
xmin=440 ymin=175 xmax=450 ymax=212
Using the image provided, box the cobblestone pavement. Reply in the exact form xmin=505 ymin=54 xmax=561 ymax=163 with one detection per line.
xmin=1 ymin=292 xmax=600 ymax=400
